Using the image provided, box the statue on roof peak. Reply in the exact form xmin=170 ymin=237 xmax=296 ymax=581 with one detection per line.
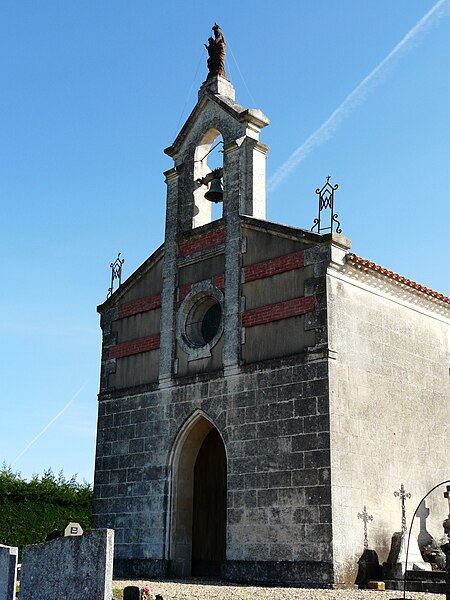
xmin=205 ymin=23 xmax=228 ymax=80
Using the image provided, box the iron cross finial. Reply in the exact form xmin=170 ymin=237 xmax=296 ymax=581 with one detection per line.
xmin=358 ymin=505 xmax=373 ymax=549
xmin=311 ymin=175 xmax=341 ymax=235
xmin=394 ymin=483 xmax=411 ymax=533
xmin=107 ymin=252 xmax=125 ymax=299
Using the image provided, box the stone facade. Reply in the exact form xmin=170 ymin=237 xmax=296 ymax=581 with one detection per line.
xmin=92 ymin=72 xmax=450 ymax=586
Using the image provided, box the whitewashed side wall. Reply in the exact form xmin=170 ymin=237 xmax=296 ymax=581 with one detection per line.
xmin=327 ymin=269 xmax=450 ymax=583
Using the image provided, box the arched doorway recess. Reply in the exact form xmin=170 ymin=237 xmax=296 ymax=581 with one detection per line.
xmin=168 ymin=412 xmax=227 ymax=577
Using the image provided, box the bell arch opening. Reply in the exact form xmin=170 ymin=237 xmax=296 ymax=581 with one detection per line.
xmin=167 ymin=411 xmax=227 ymax=577
xmin=193 ymin=128 xmax=224 ymax=228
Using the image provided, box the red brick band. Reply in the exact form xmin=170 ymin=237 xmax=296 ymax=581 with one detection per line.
xmin=179 ymin=284 xmax=192 ymax=301
xmin=109 ymin=334 xmax=160 ymax=359
xmin=242 ymin=296 xmax=315 ymax=328
xmin=118 ymin=294 xmax=162 ymax=319
xmin=178 ymin=227 xmax=226 ymax=258
xmin=244 ymin=250 xmax=305 ymax=283
xmin=212 ymin=273 xmax=224 ymax=289
xmin=178 ymin=274 xmax=224 ymax=302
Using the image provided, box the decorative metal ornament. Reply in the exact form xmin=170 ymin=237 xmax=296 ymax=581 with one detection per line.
xmin=311 ymin=175 xmax=341 ymax=234
xmin=394 ymin=483 xmax=411 ymax=533
xmin=358 ymin=505 xmax=373 ymax=549
xmin=107 ymin=253 xmax=124 ymax=299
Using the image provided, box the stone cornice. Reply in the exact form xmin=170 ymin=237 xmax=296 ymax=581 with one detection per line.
xmin=164 ymin=90 xmax=269 ymax=159
xmin=241 ymin=215 xmax=325 ymax=245
xmin=346 ymin=253 xmax=450 ymax=305
xmin=328 ymin=254 xmax=450 ymax=322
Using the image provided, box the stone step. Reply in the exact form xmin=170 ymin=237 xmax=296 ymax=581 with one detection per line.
xmin=384 ymin=578 xmax=446 ymax=594
xmin=405 ymin=568 xmax=446 ymax=581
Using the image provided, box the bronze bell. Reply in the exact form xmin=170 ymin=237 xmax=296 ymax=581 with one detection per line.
xmin=204 ymin=176 xmax=223 ymax=203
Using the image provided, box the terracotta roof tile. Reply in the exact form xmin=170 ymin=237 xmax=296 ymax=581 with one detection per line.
xmin=346 ymin=253 xmax=450 ymax=305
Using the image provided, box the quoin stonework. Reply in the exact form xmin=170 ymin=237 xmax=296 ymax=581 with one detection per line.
xmin=92 ymin=26 xmax=450 ymax=586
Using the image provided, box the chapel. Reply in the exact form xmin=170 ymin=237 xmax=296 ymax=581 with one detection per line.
xmin=92 ymin=25 xmax=450 ymax=586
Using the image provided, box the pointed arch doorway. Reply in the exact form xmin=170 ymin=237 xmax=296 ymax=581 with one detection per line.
xmin=168 ymin=412 xmax=227 ymax=577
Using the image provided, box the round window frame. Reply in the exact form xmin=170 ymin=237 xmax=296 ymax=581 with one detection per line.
xmin=177 ymin=282 xmax=224 ymax=361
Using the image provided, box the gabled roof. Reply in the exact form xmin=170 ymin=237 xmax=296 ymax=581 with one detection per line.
xmin=346 ymin=253 xmax=450 ymax=305
xmin=97 ymin=244 xmax=164 ymax=313
xmin=164 ymin=89 xmax=269 ymax=158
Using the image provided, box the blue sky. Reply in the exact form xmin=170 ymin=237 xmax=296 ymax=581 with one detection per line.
xmin=1 ymin=1 xmax=449 ymax=483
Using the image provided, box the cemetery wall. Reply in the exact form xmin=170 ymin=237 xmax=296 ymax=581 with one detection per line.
xmin=20 ymin=529 xmax=114 ymax=600
xmin=327 ymin=267 xmax=450 ymax=583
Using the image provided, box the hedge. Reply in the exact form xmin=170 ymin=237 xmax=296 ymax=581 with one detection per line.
xmin=0 ymin=465 xmax=93 ymax=554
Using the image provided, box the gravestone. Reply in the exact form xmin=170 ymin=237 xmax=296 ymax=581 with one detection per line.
xmin=355 ymin=549 xmax=382 ymax=588
xmin=383 ymin=531 xmax=432 ymax=579
xmin=64 ymin=522 xmax=83 ymax=537
xmin=0 ymin=544 xmax=18 ymax=600
xmin=354 ymin=506 xmax=381 ymax=587
xmin=20 ymin=529 xmax=114 ymax=600
xmin=123 ymin=586 xmax=140 ymax=600
xmin=416 ymin=500 xmax=446 ymax=570
xmin=416 ymin=500 xmax=433 ymax=549
xmin=124 ymin=586 xmax=163 ymax=600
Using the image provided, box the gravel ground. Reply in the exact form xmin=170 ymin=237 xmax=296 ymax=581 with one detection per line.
xmin=113 ymin=579 xmax=444 ymax=599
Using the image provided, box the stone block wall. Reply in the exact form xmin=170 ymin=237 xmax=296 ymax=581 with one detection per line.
xmin=93 ymin=354 xmax=333 ymax=584
xmin=327 ymin=267 xmax=450 ymax=583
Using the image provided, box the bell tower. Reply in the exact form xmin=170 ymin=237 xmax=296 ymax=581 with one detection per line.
xmin=159 ymin=24 xmax=269 ymax=383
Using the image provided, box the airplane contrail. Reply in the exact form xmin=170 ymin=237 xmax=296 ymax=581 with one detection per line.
xmin=267 ymin=0 xmax=450 ymax=193
xmin=12 ymin=380 xmax=89 ymax=466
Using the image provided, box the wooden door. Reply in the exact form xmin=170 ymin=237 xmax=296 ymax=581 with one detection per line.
xmin=191 ymin=428 xmax=226 ymax=576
